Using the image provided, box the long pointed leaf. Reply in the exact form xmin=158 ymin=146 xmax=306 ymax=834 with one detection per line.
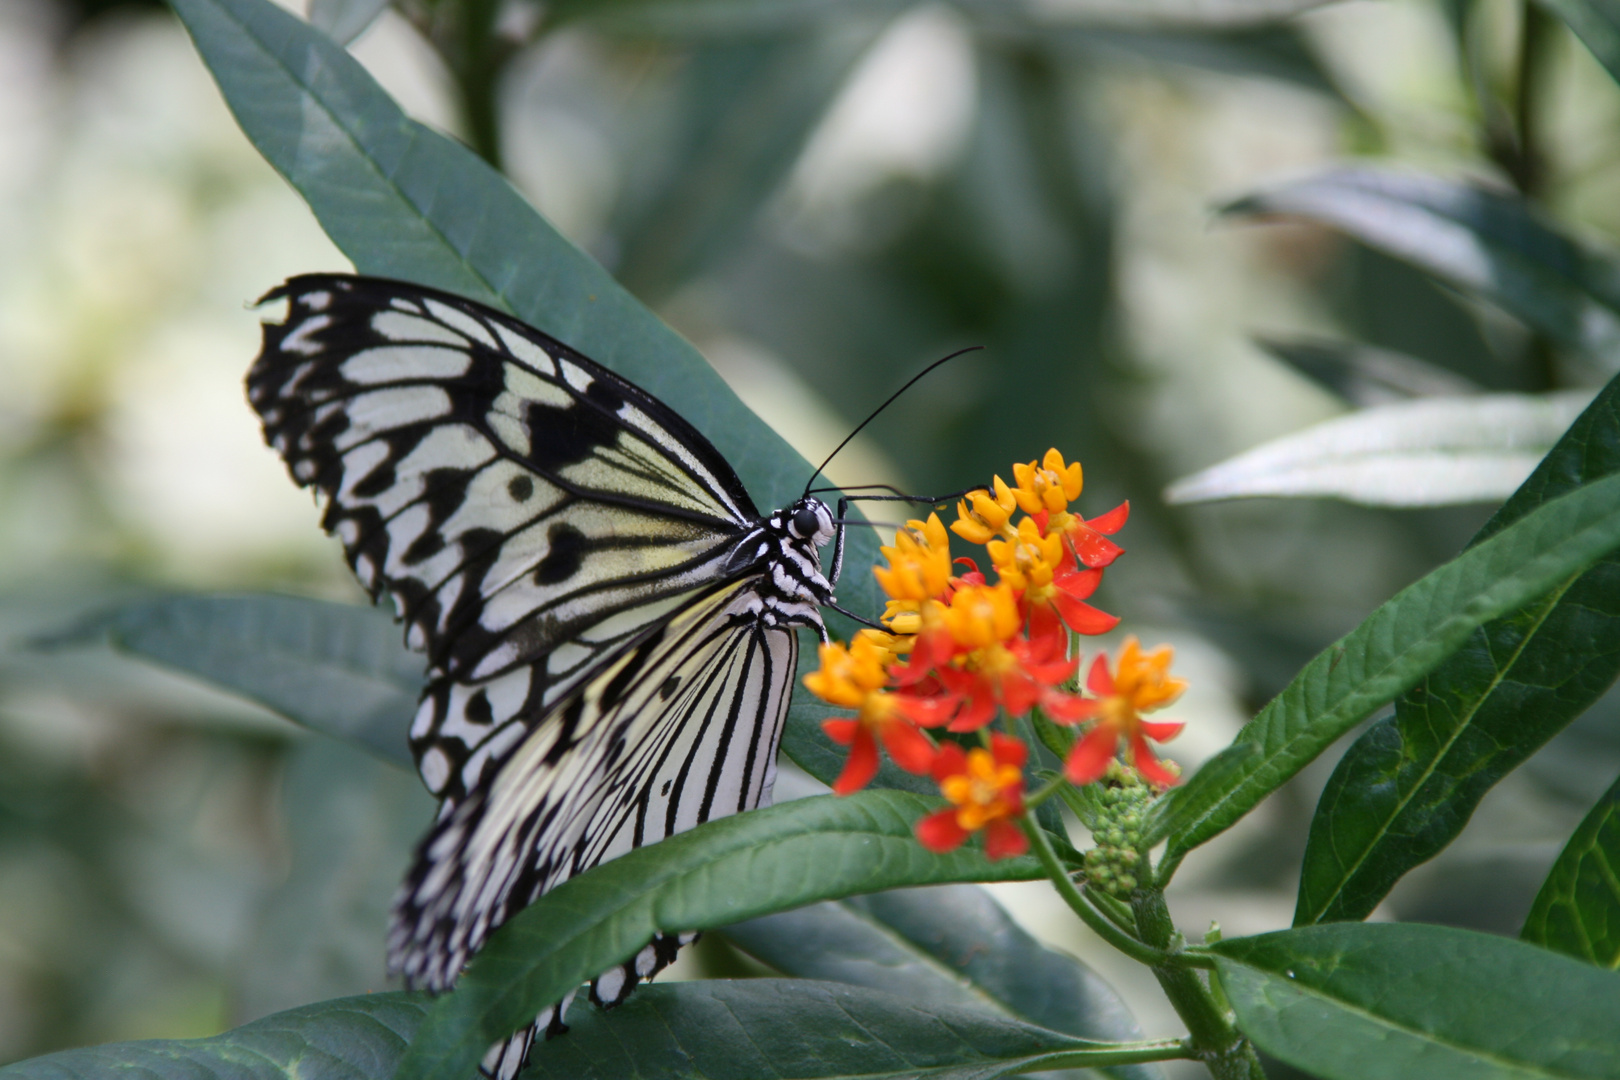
xmin=1148 ymin=468 xmax=1620 ymax=862
xmin=394 ymin=789 xmax=1043 ymax=1080
xmin=1211 ymin=923 xmax=1620 ymax=1079
xmin=1295 ymin=375 xmax=1620 ymax=924
xmin=723 ymin=885 xmax=1161 ymax=1080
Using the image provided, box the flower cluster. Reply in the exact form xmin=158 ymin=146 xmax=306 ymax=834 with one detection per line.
xmin=806 ymin=449 xmax=1189 ymax=859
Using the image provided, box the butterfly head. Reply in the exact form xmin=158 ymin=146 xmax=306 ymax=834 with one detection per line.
xmin=786 ymin=497 xmax=835 ymax=547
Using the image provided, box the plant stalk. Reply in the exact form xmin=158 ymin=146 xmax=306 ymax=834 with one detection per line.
xmin=1132 ymin=888 xmax=1263 ymax=1080
xmin=1021 ymin=816 xmax=1166 ymax=966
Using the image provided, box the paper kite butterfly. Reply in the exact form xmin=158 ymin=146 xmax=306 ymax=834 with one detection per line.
xmin=248 ymin=275 xmax=861 ymax=1079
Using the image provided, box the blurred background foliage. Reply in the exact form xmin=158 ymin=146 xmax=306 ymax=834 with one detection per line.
xmin=2 ymin=0 xmax=1619 ymax=1073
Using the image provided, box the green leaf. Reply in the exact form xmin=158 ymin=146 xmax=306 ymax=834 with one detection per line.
xmin=36 ymin=593 xmax=420 ymax=768
xmin=1224 ymin=168 xmax=1620 ymax=361
xmin=1295 ymin=375 xmax=1620 ymax=925
xmin=1534 ymin=0 xmax=1620 ymax=86
xmin=170 ymin=0 xmax=892 ymax=781
xmin=1211 ymin=922 xmax=1620 ymax=1079
xmin=524 ymin=980 xmax=1172 ymax=1080
xmin=395 ymin=789 xmax=1044 ymax=1080
xmin=307 ymin=0 xmax=388 ymax=45
xmin=1523 ymin=771 xmax=1620 ymax=967
xmin=0 ymin=993 xmax=429 ymax=1080
xmin=1153 ymin=468 xmax=1620 ymax=866
xmin=723 ymin=885 xmax=1162 ymax=1080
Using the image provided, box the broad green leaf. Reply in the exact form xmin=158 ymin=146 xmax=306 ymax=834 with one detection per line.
xmin=36 ymin=593 xmax=420 ymax=767
xmin=1522 ymin=771 xmax=1620 ymax=967
xmin=1153 ymin=468 xmax=1620 ymax=866
xmin=0 ymin=993 xmax=428 ymax=1080
xmin=723 ymin=885 xmax=1161 ymax=1080
xmin=170 ymin=0 xmax=890 ymax=784
xmin=237 ymin=740 xmax=432 ymax=1018
xmin=394 ymin=789 xmax=1044 ymax=1080
xmin=1211 ymin=923 xmax=1620 ymax=1079
xmin=1224 ymin=168 xmax=1620 ymax=362
xmin=1164 ymin=392 xmax=1590 ymax=507
xmin=1535 ymin=0 xmax=1620 ymax=86
xmin=1295 ymin=374 xmax=1620 ymax=925
xmin=524 ymin=980 xmax=1182 ymax=1080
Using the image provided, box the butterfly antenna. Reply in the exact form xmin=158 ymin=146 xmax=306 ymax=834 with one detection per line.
xmin=802 ymin=346 xmax=983 ymax=497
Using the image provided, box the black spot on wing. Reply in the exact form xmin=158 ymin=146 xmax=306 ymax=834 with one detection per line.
xmin=524 ymin=380 xmax=625 ymax=470
xmin=659 ymin=676 xmax=679 ymax=700
xmin=534 ymin=523 xmax=587 ymax=585
xmin=508 ymin=475 xmax=533 ymax=501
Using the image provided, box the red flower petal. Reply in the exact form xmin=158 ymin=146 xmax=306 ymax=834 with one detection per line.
xmin=1086 ymin=654 xmax=1115 ymax=697
xmin=1129 ymin=734 xmax=1180 ymax=787
xmin=990 ymin=732 xmax=1028 ymax=769
xmin=1064 ymin=726 xmax=1118 ymax=784
xmin=821 ymin=718 xmax=858 ymax=746
xmin=1000 ymin=670 xmax=1042 ymax=717
xmin=931 ymin=741 xmax=967 ymax=783
xmin=915 ymin=808 xmax=969 ymax=852
xmin=881 ymin=719 xmax=937 ymax=775
xmin=1053 ymin=590 xmax=1119 ymax=636
xmin=1088 ymin=501 xmax=1130 ymax=534
xmin=893 ymin=692 xmax=960 ymax=729
xmin=1140 ymin=720 xmax=1184 ymax=742
xmin=1042 ymin=691 xmax=1096 ymax=723
xmin=832 ymin=727 xmax=880 ymax=795
xmin=983 ymin=818 xmax=1029 ymax=860
xmin=1056 ymin=566 xmax=1104 ymax=600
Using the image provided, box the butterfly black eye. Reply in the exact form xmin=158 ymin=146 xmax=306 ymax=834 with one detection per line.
xmin=792 ymin=507 xmax=821 ymax=538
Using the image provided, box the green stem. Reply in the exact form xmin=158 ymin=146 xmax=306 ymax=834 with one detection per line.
xmin=1020 ymin=817 xmax=1166 ymax=966
xmin=1009 ymin=1038 xmax=1195 ymax=1074
xmin=1132 ymin=889 xmax=1262 ymax=1080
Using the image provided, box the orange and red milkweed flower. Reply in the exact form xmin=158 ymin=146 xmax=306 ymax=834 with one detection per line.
xmin=915 ymin=734 xmax=1029 ymax=860
xmin=1063 ymin=636 xmax=1187 ymax=788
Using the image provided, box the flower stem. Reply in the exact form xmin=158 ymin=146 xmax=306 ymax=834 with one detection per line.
xmin=1019 ymin=816 xmax=1165 ymax=966
xmin=1131 ymin=888 xmax=1262 ymax=1080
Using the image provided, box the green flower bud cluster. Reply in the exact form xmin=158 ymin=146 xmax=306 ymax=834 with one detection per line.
xmin=1082 ymin=762 xmax=1153 ymax=899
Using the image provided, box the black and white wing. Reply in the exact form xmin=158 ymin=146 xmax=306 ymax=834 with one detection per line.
xmin=247 ymin=274 xmax=829 ymax=1079
xmin=249 ymin=275 xmax=760 ymax=804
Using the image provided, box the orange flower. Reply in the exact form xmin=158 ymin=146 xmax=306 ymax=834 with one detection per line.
xmin=951 ymin=477 xmax=1017 ymax=545
xmin=1063 ymin=637 xmax=1187 ymax=787
xmin=875 ymin=514 xmax=952 ymax=602
xmin=806 ymin=636 xmax=953 ymax=794
xmin=915 ymin=734 xmax=1029 ymax=859
xmin=988 ymin=516 xmax=1119 ymax=641
xmin=1012 ymin=449 xmax=1128 ymax=569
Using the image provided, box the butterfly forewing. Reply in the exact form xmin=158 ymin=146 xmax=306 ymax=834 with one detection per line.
xmin=248 ymin=276 xmax=757 ymax=690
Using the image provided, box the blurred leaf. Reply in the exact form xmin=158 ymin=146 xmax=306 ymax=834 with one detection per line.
xmin=612 ymin=28 xmax=879 ymax=298
xmin=307 ymin=0 xmax=388 ymax=45
xmin=1522 ymin=771 xmax=1620 ymax=966
xmin=1296 ymin=375 xmax=1620 ymax=925
xmin=170 ymin=0 xmax=891 ymax=783
xmin=724 ymin=885 xmax=1161 ymax=1080
xmin=237 ymin=739 xmax=433 ymax=1019
xmin=1211 ymin=923 xmax=1620 ymax=1079
xmin=38 ymin=593 xmax=420 ymax=768
xmin=1256 ymin=336 xmax=1484 ymax=406
xmin=1535 ymin=0 xmax=1620 ymax=86
xmin=1225 ymin=168 xmax=1620 ymax=362
xmin=1068 ymin=26 xmax=1341 ymax=95
xmin=525 ymin=980 xmax=1175 ymax=1080
xmin=0 ymin=993 xmax=428 ymax=1080
xmin=1154 ymin=469 xmax=1620 ymax=867
xmin=395 ymin=789 xmax=1043 ymax=1080
xmin=1164 ymin=392 xmax=1591 ymax=507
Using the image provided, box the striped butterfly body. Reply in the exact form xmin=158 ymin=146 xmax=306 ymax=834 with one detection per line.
xmin=248 ymin=275 xmax=839 ymax=1078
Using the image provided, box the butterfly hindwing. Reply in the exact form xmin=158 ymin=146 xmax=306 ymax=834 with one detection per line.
xmin=248 ymin=275 xmax=758 ymax=695
xmin=388 ymin=580 xmax=797 ymax=992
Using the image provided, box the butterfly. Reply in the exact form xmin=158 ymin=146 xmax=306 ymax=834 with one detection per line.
xmin=248 ymin=274 xmax=871 ymax=1078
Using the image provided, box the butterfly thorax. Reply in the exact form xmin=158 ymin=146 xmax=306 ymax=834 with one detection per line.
xmin=723 ymin=495 xmax=836 ymax=632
